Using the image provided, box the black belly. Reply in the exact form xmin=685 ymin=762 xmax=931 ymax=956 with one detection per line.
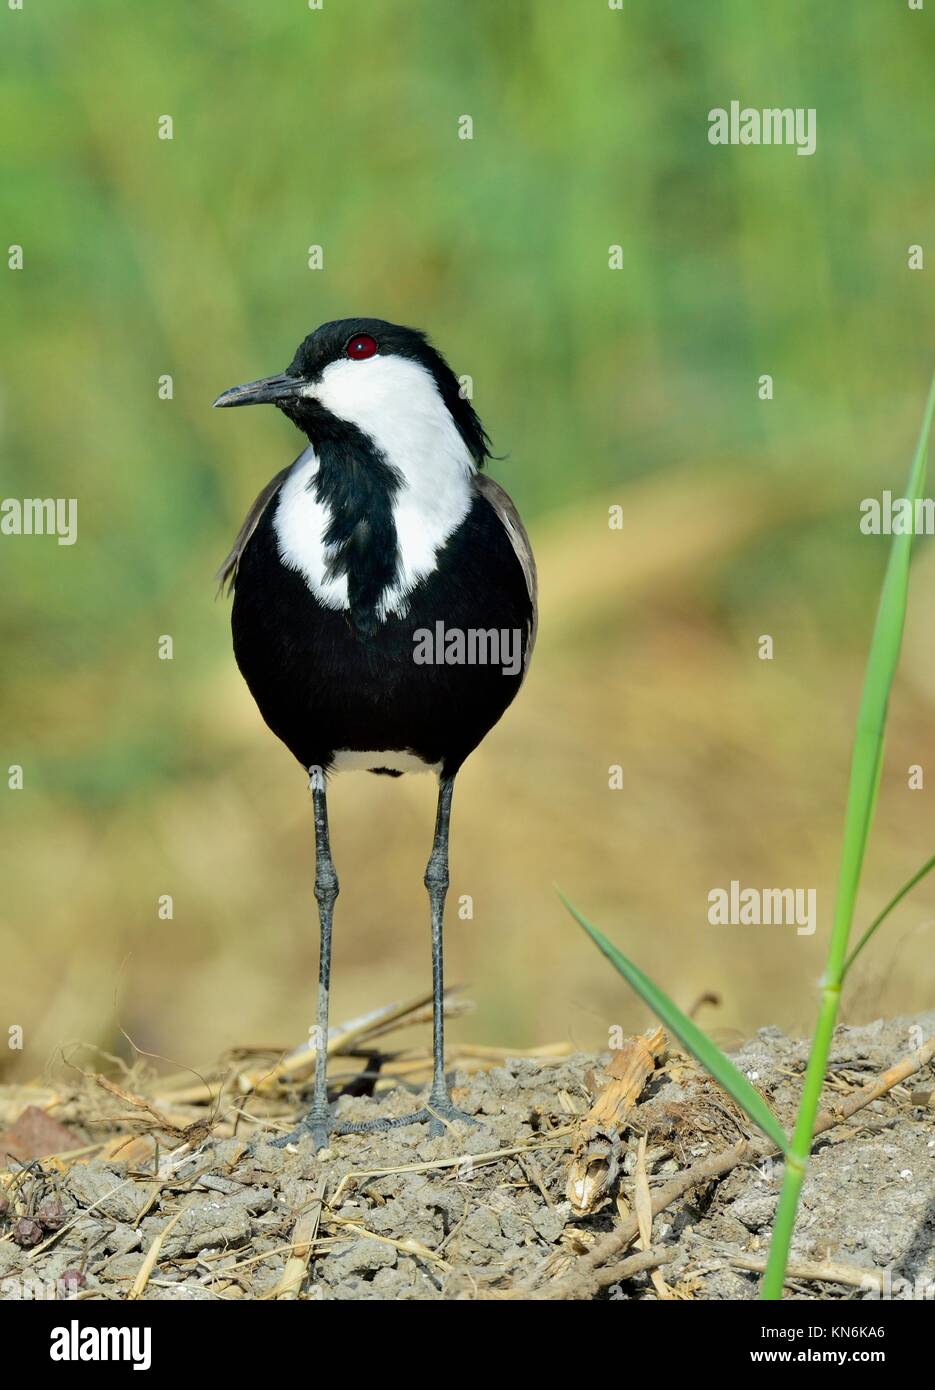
xmin=230 ymin=493 xmax=533 ymax=777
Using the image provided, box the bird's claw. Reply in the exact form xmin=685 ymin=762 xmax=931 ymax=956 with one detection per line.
xmin=270 ymin=1109 xmax=332 ymax=1153
xmin=424 ymin=1093 xmax=480 ymax=1137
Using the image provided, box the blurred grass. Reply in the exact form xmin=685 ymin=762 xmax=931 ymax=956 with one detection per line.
xmin=1 ymin=2 xmax=933 ymax=1078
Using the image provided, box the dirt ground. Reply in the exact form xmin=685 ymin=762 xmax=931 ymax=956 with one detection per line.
xmin=1 ymin=1012 xmax=933 ymax=1301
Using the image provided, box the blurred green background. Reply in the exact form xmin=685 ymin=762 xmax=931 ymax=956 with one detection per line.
xmin=1 ymin=1 xmax=933 ymax=1082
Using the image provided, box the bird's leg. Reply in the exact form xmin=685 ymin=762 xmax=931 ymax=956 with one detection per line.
xmin=272 ymin=768 xmax=338 ymax=1151
xmin=423 ymin=774 xmax=476 ymax=1135
xmin=271 ymin=771 xmax=475 ymax=1147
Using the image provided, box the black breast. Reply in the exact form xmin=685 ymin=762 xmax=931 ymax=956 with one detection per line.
xmin=230 ymin=490 xmax=533 ymax=778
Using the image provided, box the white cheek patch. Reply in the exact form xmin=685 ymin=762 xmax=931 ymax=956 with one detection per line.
xmin=307 ymin=354 xmax=476 ymax=615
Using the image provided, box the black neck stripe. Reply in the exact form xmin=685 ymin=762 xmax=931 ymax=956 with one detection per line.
xmin=308 ymin=413 xmax=401 ymax=633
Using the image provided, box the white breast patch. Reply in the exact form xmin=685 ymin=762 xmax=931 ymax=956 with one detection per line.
xmin=273 ymin=447 xmax=348 ymax=610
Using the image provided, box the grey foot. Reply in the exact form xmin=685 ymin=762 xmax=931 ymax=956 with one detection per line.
xmin=423 ymin=1090 xmax=480 ymax=1137
xmin=270 ymin=1091 xmax=478 ymax=1147
xmin=337 ymin=1089 xmax=479 ymax=1138
xmin=270 ymin=1107 xmax=332 ymax=1152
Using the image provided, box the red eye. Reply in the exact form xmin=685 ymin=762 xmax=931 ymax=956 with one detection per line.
xmin=346 ymin=334 xmax=378 ymax=360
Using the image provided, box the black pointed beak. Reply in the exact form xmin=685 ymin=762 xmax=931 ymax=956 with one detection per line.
xmin=212 ymin=372 xmax=302 ymax=408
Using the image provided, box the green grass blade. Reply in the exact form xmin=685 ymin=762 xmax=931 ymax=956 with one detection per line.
xmin=560 ymin=892 xmax=788 ymax=1153
xmin=844 ymin=851 xmax=935 ymax=976
xmin=824 ymin=372 xmax=935 ymax=984
xmin=761 ymin=369 xmax=935 ymax=1299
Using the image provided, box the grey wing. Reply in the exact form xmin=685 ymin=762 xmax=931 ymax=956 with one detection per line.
xmin=216 ymin=467 xmax=290 ymax=596
xmin=473 ymin=472 xmax=538 ymax=674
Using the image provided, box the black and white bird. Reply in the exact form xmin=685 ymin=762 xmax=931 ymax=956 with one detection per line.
xmin=214 ymin=318 xmax=536 ymax=1149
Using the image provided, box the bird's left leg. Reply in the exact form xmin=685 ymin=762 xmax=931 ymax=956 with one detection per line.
xmin=335 ymin=774 xmax=477 ymax=1137
xmin=421 ymin=774 xmax=477 ymax=1135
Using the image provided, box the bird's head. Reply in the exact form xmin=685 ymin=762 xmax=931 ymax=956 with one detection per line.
xmin=213 ymin=318 xmax=490 ymax=468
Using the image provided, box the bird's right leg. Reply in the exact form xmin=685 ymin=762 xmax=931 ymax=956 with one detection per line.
xmin=271 ymin=768 xmax=338 ymax=1151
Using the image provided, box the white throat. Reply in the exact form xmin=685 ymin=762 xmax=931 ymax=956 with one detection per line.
xmin=273 ymin=355 xmax=475 ymax=617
